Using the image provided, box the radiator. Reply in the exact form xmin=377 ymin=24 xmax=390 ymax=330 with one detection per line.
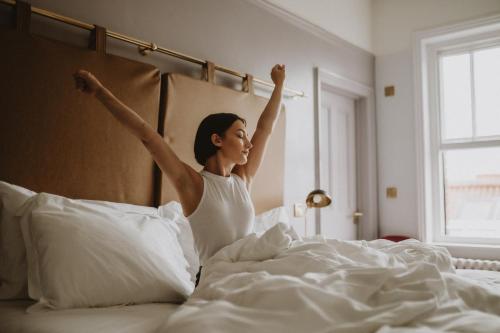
xmin=453 ymin=257 xmax=500 ymax=271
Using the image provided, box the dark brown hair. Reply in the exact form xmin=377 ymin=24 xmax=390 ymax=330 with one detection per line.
xmin=194 ymin=113 xmax=246 ymax=166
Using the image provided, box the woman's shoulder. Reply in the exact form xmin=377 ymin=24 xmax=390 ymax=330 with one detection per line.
xmin=230 ymin=167 xmax=245 ymax=181
xmin=231 ymin=172 xmax=244 ymax=182
xmin=231 ymin=170 xmax=251 ymax=192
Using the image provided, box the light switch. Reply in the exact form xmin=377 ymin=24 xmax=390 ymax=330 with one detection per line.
xmin=386 ymin=187 xmax=398 ymax=198
xmin=293 ymin=203 xmax=306 ymax=217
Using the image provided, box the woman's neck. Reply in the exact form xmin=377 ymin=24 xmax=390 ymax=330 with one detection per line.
xmin=203 ymin=154 xmax=235 ymax=177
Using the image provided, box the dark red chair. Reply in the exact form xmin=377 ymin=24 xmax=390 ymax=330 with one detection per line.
xmin=381 ymin=235 xmax=410 ymax=242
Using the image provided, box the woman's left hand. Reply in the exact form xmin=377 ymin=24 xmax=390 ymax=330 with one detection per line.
xmin=271 ymin=64 xmax=285 ymax=87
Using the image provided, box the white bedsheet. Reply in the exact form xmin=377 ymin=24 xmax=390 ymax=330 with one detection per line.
xmin=0 ymin=300 xmax=178 ymax=333
xmin=161 ymin=223 xmax=500 ymax=333
xmin=456 ymin=269 xmax=500 ymax=288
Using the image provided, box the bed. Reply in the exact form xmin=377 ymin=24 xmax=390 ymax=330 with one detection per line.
xmin=1 ymin=230 xmax=500 ymax=333
xmin=1 ymin=4 xmax=500 ymax=333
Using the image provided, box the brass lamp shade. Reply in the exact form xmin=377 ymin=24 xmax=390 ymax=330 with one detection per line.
xmin=306 ymin=189 xmax=332 ymax=208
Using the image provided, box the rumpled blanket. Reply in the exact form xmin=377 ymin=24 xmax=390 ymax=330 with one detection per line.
xmin=160 ymin=223 xmax=500 ymax=333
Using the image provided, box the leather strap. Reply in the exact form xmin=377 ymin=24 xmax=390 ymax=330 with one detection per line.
xmin=89 ymin=25 xmax=107 ymax=54
xmin=15 ymin=1 xmax=31 ymax=33
xmin=201 ymin=61 xmax=215 ymax=83
xmin=242 ymin=74 xmax=254 ymax=94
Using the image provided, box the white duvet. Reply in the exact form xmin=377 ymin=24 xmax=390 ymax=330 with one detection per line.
xmin=160 ymin=223 xmax=500 ymax=332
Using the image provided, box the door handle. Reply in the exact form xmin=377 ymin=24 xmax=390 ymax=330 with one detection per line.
xmin=352 ymin=211 xmax=363 ymax=224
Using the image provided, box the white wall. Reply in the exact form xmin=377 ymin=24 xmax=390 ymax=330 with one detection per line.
xmin=372 ymin=0 xmax=500 ymax=238
xmin=373 ymin=0 xmax=500 ymax=56
xmin=264 ymin=0 xmax=373 ymax=53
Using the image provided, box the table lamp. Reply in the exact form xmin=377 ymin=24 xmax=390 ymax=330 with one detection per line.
xmin=304 ymin=189 xmax=332 ymax=236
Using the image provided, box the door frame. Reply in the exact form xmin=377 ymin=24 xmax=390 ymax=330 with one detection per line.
xmin=314 ymin=67 xmax=378 ymax=240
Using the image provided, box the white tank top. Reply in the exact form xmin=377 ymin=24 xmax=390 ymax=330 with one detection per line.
xmin=187 ymin=170 xmax=255 ymax=265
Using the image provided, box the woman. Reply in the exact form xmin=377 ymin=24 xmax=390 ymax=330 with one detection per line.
xmin=73 ymin=64 xmax=285 ymax=279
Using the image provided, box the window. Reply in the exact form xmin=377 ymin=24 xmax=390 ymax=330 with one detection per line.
xmin=415 ymin=15 xmax=500 ymax=255
xmin=439 ymin=47 xmax=500 ymax=241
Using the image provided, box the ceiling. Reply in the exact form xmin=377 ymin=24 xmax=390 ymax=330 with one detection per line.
xmin=254 ymin=0 xmax=373 ymax=53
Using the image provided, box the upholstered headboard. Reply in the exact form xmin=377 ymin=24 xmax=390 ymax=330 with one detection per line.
xmin=158 ymin=68 xmax=286 ymax=214
xmin=0 ymin=26 xmax=161 ymax=206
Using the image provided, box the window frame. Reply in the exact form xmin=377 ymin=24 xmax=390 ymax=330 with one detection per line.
xmin=413 ymin=14 xmax=500 ymax=259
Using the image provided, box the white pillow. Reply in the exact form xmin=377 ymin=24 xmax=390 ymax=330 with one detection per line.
xmin=254 ymin=206 xmax=290 ymax=235
xmin=18 ymin=192 xmax=194 ymax=311
xmin=0 ymin=181 xmax=36 ymax=299
xmin=158 ymin=201 xmax=199 ymax=282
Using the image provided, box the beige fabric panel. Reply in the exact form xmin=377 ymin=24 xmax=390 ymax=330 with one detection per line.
xmin=160 ymin=73 xmax=285 ymax=214
xmin=0 ymin=28 xmax=160 ymax=206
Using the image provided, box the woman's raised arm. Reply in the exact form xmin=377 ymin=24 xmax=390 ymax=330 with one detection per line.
xmin=73 ymin=70 xmax=201 ymax=202
xmin=233 ymin=64 xmax=285 ymax=185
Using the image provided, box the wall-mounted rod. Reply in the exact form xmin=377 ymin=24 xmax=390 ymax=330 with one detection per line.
xmin=1 ymin=0 xmax=305 ymax=97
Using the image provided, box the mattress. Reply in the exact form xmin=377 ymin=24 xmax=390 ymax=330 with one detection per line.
xmin=0 ymin=300 xmax=179 ymax=333
xmin=456 ymin=269 xmax=500 ymax=287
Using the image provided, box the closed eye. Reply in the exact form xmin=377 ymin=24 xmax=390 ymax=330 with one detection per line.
xmin=236 ymin=129 xmax=247 ymax=139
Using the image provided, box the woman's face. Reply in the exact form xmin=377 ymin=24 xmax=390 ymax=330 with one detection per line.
xmin=216 ymin=120 xmax=253 ymax=165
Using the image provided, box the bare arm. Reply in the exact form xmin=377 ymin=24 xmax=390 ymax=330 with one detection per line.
xmin=234 ymin=64 xmax=285 ymax=185
xmin=73 ymin=70 xmax=200 ymax=193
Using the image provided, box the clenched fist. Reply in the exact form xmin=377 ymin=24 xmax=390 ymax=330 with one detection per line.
xmin=271 ymin=64 xmax=285 ymax=87
xmin=73 ymin=70 xmax=104 ymax=95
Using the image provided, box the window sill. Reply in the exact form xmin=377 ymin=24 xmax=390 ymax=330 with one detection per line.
xmin=431 ymin=242 xmax=500 ymax=260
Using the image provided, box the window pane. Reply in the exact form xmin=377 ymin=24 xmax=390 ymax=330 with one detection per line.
xmin=443 ymin=147 xmax=500 ymax=238
xmin=474 ymin=47 xmax=500 ymax=137
xmin=440 ymin=54 xmax=472 ymax=140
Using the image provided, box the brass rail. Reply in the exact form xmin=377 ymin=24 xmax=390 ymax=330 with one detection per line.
xmin=1 ymin=0 xmax=305 ymax=97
